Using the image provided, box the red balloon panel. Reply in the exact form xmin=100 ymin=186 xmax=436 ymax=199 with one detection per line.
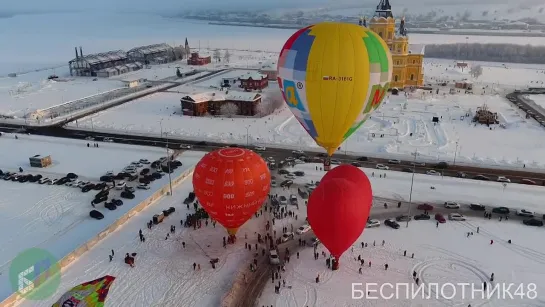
xmin=193 ymin=148 xmax=271 ymax=230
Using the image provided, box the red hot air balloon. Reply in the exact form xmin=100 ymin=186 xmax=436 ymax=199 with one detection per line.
xmin=193 ymin=148 xmax=271 ymax=236
xmin=307 ymin=165 xmax=372 ymax=268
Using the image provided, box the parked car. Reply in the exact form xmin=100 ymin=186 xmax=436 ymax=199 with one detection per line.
xmin=279 ymin=196 xmax=288 ymax=205
xmin=388 ymin=159 xmax=401 ymax=164
xmin=376 ymin=164 xmax=389 ymax=170
xmin=289 ymin=194 xmax=298 ymax=204
xmin=357 ymin=156 xmax=368 ymax=161
xmin=414 ymin=214 xmax=430 ymax=220
xmin=280 ymin=180 xmax=293 ymax=188
xmin=137 ymin=183 xmax=150 ymax=190
xmin=254 ymin=146 xmax=266 ymax=151
xmin=497 ymin=176 xmax=511 ymax=183
xmin=292 ymin=150 xmax=305 ymax=156
xmin=469 ymin=203 xmax=486 ymax=211
xmin=523 ymin=219 xmax=544 ymax=227
xmin=456 ymin=171 xmax=467 ymax=178
xmin=435 ymin=213 xmax=446 ymax=223
xmin=115 ymin=181 xmax=126 ymax=190
xmin=278 ymin=169 xmax=290 ymax=175
xmin=473 ymin=175 xmax=490 ymax=181
xmin=351 ymin=162 xmax=363 ymax=167
xmin=366 ymin=219 xmax=381 ymax=228
xmin=448 ymin=213 xmax=466 ymax=221
xmin=435 ymin=162 xmax=449 ymax=169
xmin=410 ymin=161 xmax=425 ymax=167
xmin=426 ymin=170 xmax=440 ymax=176
xmin=271 ymin=180 xmax=277 ymax=187
xmin=293 ymin=171 xmax=305 ymax=177
xmin=281 ymin=232 xmax=294 ymax=242
xmin=285 ymin=173 xmax=296 ymax=180
xmin=516 ymin=209 xmax=534 ymax=217
xmin=178 ymin=144 xmax=192 ymax=149
xmin=269 ymin=250 xmax=280 ymax=264
xmin=124 ymin=186 xmax=135 ymax=193
xmin=396 ymin=215 xmax=412 ymax=222
xmin=444 ymin=201 xmax=460 ymax=209
xmin=402 ymin=167 xmax=414 ymax=173
xmin=521 ymin=179 xmax=537 ymax=185
xmin=492 ymin=207 xmax=510 ymax=214
xmin=296 ymin=224 xmax=311 ymax=234
xmin=417 ymin=204 xmax=434 ymax=211
xmin=384 ymin=219 xmax=400 ymax=229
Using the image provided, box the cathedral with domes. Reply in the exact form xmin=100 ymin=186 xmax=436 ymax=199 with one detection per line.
xmin=360 ymin=0 xmax=425 ymax=88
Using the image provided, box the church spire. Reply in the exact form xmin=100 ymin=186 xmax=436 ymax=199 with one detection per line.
xmin=374 ymin=0 xmax=393 ymax=18
xmin=399 ymin=16 xmax=407 ymax=36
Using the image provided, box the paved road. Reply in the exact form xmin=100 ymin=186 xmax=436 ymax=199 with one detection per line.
xmin=9 ymin=125 xmax=545 ymax=187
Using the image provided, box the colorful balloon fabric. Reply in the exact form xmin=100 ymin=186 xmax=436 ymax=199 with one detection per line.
xmin=51 ymin=275 xmax=115 ymax=307
xmin=307 ymin=165 xmax=373 ymax=263
xmin=192 ymin=148 xmax=271 ymax=235
xmin=278 ymin=22 xmax=392 ymax=156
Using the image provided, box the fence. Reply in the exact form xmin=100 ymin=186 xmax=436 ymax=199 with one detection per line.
xmin=0 ymin=167 xmax=195 ymax=307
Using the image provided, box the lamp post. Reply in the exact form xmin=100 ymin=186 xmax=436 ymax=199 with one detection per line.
xmin=245 ymin=126 xmax=250 ymax=146
xmin=453 ymin=141 xmax=459 ymax=166
xmin=164 ymin=131 xmax=173 ymax=196
xmin=406 ymin=149 xmax=418 ymax=228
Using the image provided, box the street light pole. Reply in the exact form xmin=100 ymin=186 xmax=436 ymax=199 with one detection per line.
xmin=406 ymin=149 xmax=418 ymax=228
xmin=245 ymin=126 xmax=250 ymax=146
xmin=453 ymin=141 xmax=459 ymax=166
xmin=165 ymin=132 xmax=173 ymax=196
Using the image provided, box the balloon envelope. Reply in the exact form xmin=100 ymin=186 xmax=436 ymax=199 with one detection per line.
xmin=52 ymin=275 xmax=116 ymax=307
xmin=278 ymin=22 xmax=392 ymax=156
xmin=192 ymin=148 xmax=271 ymax=235
xmin=321 ymin=164 xmax=371 ymax=186
xmin=307 ymin=173 xmax=372 ymax=260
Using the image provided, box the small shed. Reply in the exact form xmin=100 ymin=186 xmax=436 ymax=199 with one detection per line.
xmin=29 ymin=154 xmax=52 ymax=168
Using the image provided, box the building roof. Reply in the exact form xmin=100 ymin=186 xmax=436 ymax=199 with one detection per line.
xmin=98 ymin=67 xmax=119 ymax=73
xmin=182 ymin=91 xmax=261 ymax=103
xmin=70 ymin=50 xmax=127 ymax=65
xmin=239 ymin=72 xmax=267 ymax=80
xmin=408 ymin=44 xmax=425 ymax=55
xmin=127 ymin=43 xmax=173 ymax=56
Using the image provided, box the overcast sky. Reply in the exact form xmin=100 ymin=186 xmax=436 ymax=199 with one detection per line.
xmin=2 ymin=0 xmax=520 ymax=14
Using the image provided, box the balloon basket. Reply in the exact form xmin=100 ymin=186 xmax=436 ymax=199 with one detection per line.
xmin=324 ymin=157 xmax=331 ymax=171
xmin=332 ymin=259 xmax=339 ymax=271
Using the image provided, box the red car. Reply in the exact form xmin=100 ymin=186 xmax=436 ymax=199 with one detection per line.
xmin=435 ymin=213 xmax=446 ymax=223
xmin=417 ymin=204 xmax=434 ymax=211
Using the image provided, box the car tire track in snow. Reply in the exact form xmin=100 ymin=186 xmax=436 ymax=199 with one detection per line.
xmin=412 ymin=258 xmax=493 ymax=307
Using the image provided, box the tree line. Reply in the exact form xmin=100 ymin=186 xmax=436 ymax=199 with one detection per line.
xmin=424 ymin=43 xmax=545 ymax=64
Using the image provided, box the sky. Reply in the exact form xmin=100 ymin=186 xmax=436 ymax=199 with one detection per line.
xmin=0 ymin=0 xmax=520 ymax=14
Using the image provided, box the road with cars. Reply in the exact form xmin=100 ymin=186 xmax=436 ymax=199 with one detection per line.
xmin=4 ymin=124 xmax=541 ymax=188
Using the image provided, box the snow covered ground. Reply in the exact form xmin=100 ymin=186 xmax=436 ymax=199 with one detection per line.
xmin=0 ymin=146 xmax=207 ymax=302
xmin=258 ymin=217 xmax=545 ymax=307
xmin=70 ymin=71 xmax=545 ymax=169
xmin=0 ymin=134 xmax=170 ymax=179
xmin=109 ymin=65 xmax=201 ymax=82
xmin=15 ymin=162 xmax=545 ymax=306
xmin=17 ymin=176 xmax=267 ymax=307
xmin=0 ymin=71 xmax=124 ymax=118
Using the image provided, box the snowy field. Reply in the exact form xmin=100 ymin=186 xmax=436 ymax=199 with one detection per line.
xmin=70 ymin=64 xmax=545 ymax=169
xmin=0 ymin=134 xmax=170 ymax=179
xmin=15 ymin=163 xmax=545 ymax=306
xmin=0 ymin=145 xmax=207 ymax=302
xmin=17 ymin=177 xmax=267 ymax=307
xmin=425 ymin=59 xmax=545 ymax=89
xmin=109 ymin=65 xmax=200 ymax=82
xmin=259 ymin=217 xmax=545 ymax=307
xmin=0 ymin=71 xmax=124 ymax=118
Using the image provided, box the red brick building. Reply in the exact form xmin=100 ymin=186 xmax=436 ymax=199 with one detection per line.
xmin=187 ymin=52 xmax=211 ymax=65
xmin=238 ymin=73 xmax=268 ymax=91
xmin=181 ymin=91 xmax=262 ymax=116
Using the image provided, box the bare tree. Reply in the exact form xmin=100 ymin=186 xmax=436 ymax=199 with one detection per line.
xmin=220 ymin=102 xmax=239 ymax=116
xmin=256 ymin=91 xmax=284 ymax=116
xmin=223 ymin=49 xmax=231 ymax=63
xmin=470 ymin=65 xmax=483 ymax=79
xmin=213 ymin=49 xmax=221 ymax=62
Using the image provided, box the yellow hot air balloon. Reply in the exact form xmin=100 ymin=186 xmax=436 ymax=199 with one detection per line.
xmin=277 ymin=22 xmax=392 ymax=156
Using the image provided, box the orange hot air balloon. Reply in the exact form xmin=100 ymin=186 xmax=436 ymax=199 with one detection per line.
xmin=192 ymin=148 xmax=271 ymax=236
xmin=307 ymin=165 xmax=372 ymax=268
